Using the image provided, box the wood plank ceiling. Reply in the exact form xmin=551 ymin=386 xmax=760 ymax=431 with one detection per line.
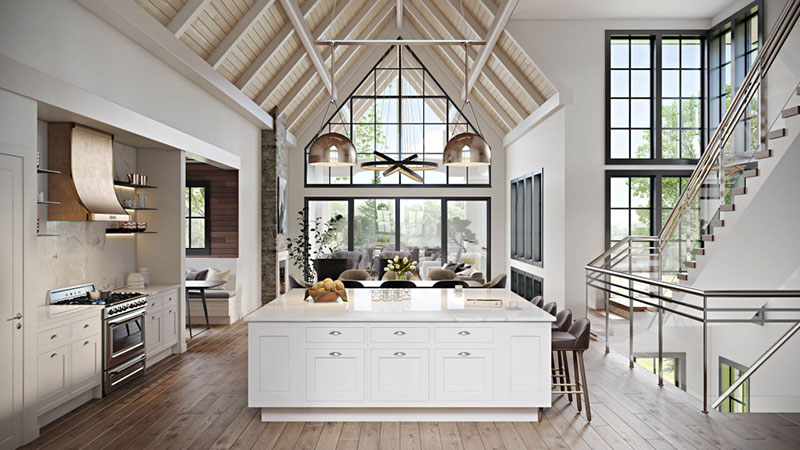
xmin=136 ymin=0 xmax=557 ymax=135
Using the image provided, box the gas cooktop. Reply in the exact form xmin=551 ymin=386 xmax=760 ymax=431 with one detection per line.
xmin=51 ymin=291 xmax=145 ymax=306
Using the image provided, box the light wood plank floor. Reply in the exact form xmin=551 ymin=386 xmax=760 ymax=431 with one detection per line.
xmin=23 ymin=320 xmax=800 ymax=450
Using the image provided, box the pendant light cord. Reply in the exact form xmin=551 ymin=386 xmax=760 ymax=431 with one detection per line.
xmin=314 ymin=0 xmax=350 ymax=140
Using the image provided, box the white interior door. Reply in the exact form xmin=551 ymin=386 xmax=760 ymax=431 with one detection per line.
xmin=0 ymin=153 xmax=24 ymax=449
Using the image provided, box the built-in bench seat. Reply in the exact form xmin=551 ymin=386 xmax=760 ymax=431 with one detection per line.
xmin=186 ymin=257 xmax=240 ymax=325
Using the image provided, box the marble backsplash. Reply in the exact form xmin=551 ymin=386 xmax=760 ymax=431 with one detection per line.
xmin=37 ymin=221 xmax=137 ymax=304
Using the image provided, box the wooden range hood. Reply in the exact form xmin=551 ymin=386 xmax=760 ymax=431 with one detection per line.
xmin=47 ymin=123 xmax=130 ymax=222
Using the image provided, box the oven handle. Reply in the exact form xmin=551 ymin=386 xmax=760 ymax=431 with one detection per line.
xmin=108 ymin=309 xmax=146 ymax=326
xmin=109 ymin=353 xmax=146 ymax=375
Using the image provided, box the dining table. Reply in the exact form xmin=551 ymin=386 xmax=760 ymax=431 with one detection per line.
xmin=351 ymin=279 xmax=483 ymax=288
xmin=185 ymin=279 xmax=225 ymax=337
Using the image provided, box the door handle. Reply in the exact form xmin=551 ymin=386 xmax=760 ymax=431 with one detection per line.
xmin=6 ymin=313 xmax=22 ymax=321
xmin=328 ymin=331 xmax=342 ymax=335
xmin=393 ymin=330 xmax=406 ymax=336
xmin=458 ymin=352 xmax=471 ymax=357
xmin=457 ymin=331 xmax=471 ymax=336
xmin=328 ymin=352 xmax=342 ymax=357
xmin=393 ymin=352 xmax=406 ymax=357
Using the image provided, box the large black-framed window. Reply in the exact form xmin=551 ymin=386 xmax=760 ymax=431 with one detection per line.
xmin=305 ymin=44 xmax=489 ymax=187
xmin=185 ymin=182 xmax=210 ymax=255
xmin=606 ymin=31 xmax=706 ymax=164
xmin=708 ymin=3 xmax=761 ymax=156
xmin=606 ymin=170 xmax=699 ymax=280
xmin=305 ymin=197 xmax=491 ymax=277
xmin=510 ymin=169 xmax=543 ymax=267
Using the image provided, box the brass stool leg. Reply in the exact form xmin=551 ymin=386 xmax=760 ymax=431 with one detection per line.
xmin=561 ymin=351 xmax=572 ymax=402
xmin=578 ymin=350 xmax=592 ymax=422
xmin=572 ymin=350 xmax=582 ymax=412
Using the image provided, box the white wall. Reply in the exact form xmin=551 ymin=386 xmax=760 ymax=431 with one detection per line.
xmin=0 ymin=0 xmax=263 ymax=320
xmin=505 ymin=106 xmax=567 ymax=307
xmin=507 ymin=17 xmax=710 ymax=315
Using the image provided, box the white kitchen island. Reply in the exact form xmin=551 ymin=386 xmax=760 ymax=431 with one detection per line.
xmin=246 ymin=288 xmax=554 ymax=422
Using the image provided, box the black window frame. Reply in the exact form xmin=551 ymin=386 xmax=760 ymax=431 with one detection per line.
xmin=605 ymin=30 xmax=707 ymax=165
xmin=185 ymin=181 xmax=210 ymax=255
xmin=304 ymin=44 xmax=490 ymax=188
xmin=304 ymin=196 xmax=491 ymax=278
xmin=510 ymin=266 xmax=543 ymax=301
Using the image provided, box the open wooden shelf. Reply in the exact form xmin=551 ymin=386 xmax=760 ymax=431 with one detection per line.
xmin=37 ymin=200 xmax=61 ymax=205
xmin=37 ymin=168 xmax=61 ymax=174
xmin=124 ymin=207 xmax=158 ymax=211
xmin=37 ymin=233 xmax=60 ymax=237
xmin=114 ymin=181 xmax=157 ymax=189
xmin=105 ymin=229 xmax=157 ymax=235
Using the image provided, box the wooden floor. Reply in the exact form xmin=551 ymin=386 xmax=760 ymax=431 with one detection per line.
xmin=24 ymin=320 xmax=800 ymax=450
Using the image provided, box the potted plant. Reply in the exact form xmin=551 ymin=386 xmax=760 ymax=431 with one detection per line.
xmin=286 ymin=208 xmax=344 ymax=282
xmin=385 ymin=256 xmax=417 ymax=280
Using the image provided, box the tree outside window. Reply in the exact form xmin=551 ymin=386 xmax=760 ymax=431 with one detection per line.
xmin=185 ymin=183 xmax=209 ymax=254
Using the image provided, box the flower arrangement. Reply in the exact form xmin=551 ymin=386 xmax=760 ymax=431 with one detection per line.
xmin=385 ymin=256 xmax=417 ymax=280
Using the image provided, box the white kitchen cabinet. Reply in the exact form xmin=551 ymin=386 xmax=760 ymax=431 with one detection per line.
xmin=144 ymin=287 xmax=180 ymax=365
xmin=37 ymin=346 xmax=70 ymax=413
xmin=248 ymin=325 xmax=300 ymax=404
xmin=36 ymin=307 xmax=102 ymax=417
xmin=163 ymin=307 xmax=178 ymax=347
xmin=145 ymin=312 xmax=163 ymax=356
xmin=306 ymin=348 xmax=365 ymax=402
xmin=370 ymin=349 xmax=429 ymax=402
xmin=435 ymin=349 xmax=494 ymax=402
xmin=71 ymin=334 xmax=101 ymax=394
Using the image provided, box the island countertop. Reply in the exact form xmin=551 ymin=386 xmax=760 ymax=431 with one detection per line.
xmin=245 ymin=288 xmax=554 ymax=323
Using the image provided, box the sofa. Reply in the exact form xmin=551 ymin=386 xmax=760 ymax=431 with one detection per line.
xmin=186 ymin=258 xmax=239 ymax=325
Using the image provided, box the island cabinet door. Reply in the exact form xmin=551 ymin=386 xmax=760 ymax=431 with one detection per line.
xmin=248 ymin=325 xmax=300 ymax=405
xmin=497 ymin=327 xmax=551 ymax=405
xmin=370 ymin=349 xmax=429 ymax=402
xmin=306 ymin=349 xmax=365 ymax=402
xmin=434 ymin=349 xmax=493 ymax=402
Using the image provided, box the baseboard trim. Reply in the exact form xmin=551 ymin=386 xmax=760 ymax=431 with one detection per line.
xmin=259 ymin=407 xmax=542 ymax=422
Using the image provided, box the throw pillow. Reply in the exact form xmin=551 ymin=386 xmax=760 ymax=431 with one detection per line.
xmin=207 ymin=268 xmax=231 ymax=290
xmin=186 ymin=269 xmax=209 ymax=281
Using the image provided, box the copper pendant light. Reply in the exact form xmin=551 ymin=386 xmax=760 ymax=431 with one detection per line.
xmin=308 ymin=6 xmax=356 ymax=167
xmin=443 ymin=41 xmax=491 ymax=167
xmin=309 ymin=132 xmax=356 ymax=166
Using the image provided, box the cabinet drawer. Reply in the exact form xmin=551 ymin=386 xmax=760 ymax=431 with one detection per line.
xmin=435 ymin=349 xmax=494 ymax=401
xmin=147 ymin=295 xmax=164 ymax=311
xmin=306 ymin=348 xmax=365 ymax=402
xmin=71 ymin=317 xmax=100 ymax=339
xmin=370 ymin=349 xmax=429 ymax=401
xmin=435 ymin=327 xmax=494 ymax=343
xmin=38 ymin=325 xmax=70 ymax=350
xmin=371 ymin=327 xmax=429 ymax=343
xmin=306 ymin=326 xmax=365 ymax=343
xmin=163 ymin=290 xmax=179 ymax=309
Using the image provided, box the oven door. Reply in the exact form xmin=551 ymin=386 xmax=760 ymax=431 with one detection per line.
xmin=105 ymin=308 xmax=146 ymax=369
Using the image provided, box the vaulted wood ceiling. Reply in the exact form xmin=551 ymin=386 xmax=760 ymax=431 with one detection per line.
xmin=135 ymin=0 xmax=557 ymax=135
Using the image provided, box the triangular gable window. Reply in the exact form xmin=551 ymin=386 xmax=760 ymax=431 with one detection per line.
xmin=305 ymin=44 xmax=489 ymax=186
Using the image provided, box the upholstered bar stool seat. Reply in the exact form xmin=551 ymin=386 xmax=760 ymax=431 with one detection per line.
xmin=552 ymin=309 xmax=572 ymax=333
xmin=551 ymin=318 xmax=592 ymax=422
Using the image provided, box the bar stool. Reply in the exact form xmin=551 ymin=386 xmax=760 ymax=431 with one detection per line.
xmin=542 ymin=301 xmax=556 ymax=315
xmin=551 ymin=309 xmax=573 ymax=401
xmin=552 ymin=318 xmax=592 ymax=421
xmin=531 ymin=295 xmax=544 ymax=308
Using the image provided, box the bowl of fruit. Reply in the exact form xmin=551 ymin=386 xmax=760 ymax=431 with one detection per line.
xmin=305 ymin=278 xmax=348 ymax=303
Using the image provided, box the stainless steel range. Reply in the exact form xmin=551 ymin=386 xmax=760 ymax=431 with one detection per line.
xmin=49 ymin=283 xmax=148 ymax=395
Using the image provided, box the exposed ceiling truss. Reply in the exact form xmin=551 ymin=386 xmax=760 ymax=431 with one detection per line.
xmin=135 ymin=0 xmax=557 ymax=135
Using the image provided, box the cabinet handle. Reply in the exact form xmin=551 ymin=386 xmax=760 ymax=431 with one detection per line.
xmin=50 ymin=353 xmax=58 ymax=358
xmin=458 ymin=352 xmax=471 ymax=357
xmin=457 ymin=331 xmax=471 ymax=336
xmin=393 ymin=330 xmax=406 ymax=336
xmin=50 ymin=334 xmax=58 ymax=340
xmin=393 ymin=352 xmax=406 ymax=357
xmin=328 ymin=352 xmax=342 ymax=357
xmin=84 ymin=341 xmax=89 ymax=346
xmin=83 ymin=324 xmax=90 ymax=328
xmin=328 ymin=331 xmax=342 ymax=336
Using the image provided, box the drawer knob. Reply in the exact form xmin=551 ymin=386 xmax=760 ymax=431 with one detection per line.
xmin=393 ymin=352 xmax=406 ymax=357
xmin=84 ymin=324 xmax=90 ymax=328
xmin=393 ymin=330 xmax=406 ymax=336
xmin=458 ymin=352 xmax=471 ymax=357
xmin=329 ymin=351 xmax=342 ymax=357
xmin=50 ymin=334 xmax=58 ymax=340
xmin=328 ymin=331 xmax=342 ymax=336
xmin=84 ymin=341 xmax=89 ymax=346
xmin=50 ymin=353 xmax=58 ymax=358
xmin=457 ymin=331 xmax=471 ymax=336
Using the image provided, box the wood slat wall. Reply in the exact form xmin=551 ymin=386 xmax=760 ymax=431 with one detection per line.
xmin=187 ymin=162 xmax=239 ymax=258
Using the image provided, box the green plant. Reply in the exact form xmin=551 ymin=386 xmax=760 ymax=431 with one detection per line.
xmin=286 ymin=208 xmax=344 ymax=282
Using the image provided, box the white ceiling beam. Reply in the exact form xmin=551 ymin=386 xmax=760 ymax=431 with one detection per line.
xmin=396 ymin=0 xmax=403 ymax=28
xmin=254 ymin=0 xmax=353 ymax=107
xmin=465 ymin=0 xmax=518 ymax=99
xmin=277 ymin=0 xmax=393 ymax=114
xmin=167 ymin=0 xmax=212 ymax=36
xmin=414 ymin=0 xmax=527 ymax=120
xmin=207 ymin=0 xmax=274 ymax=69
xmin=404 ymin=5 xmax=515 ymax=129
xmin=234 ymin=1 xmax=315 ymax=90
xmin=279 ymin=0 xmax=333 ymax=98
xmin=445 ymin=0 xmax=545 ymax=106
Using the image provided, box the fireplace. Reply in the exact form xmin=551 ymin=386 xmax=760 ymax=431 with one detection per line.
xmin=277 ymin=251 xmax=288 ymax=295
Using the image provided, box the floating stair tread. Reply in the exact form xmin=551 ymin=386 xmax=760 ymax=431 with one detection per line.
xmin=720 ymin=204 xmax=735 ymax=212
xmin=677 ymin=274 xmax=689 ymax=281
xmin=743 ymin=169 xmax=759 ymax=178
xmin=731 ymin=187 xmax=746 ymax=196
xmin=685 ymin=261 xmax=697 ymax=269
xmin=783 ymin=105 xmax=800 ymax=118
xmin=702 ymin=234 xmax=715 ymax=242
xmin=754 ymin=149 xmax=772 ymax=160
xmin=711 ymin=219 xmax=725 ymax=227
xmin=693 ymin=248 xmax=706 ymax=256
xmin=768 ymin=128 xmax=787 ymax=139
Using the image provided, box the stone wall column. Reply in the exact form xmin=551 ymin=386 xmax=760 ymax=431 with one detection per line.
xmin=261 ymin=109 xmax=288 ymax=304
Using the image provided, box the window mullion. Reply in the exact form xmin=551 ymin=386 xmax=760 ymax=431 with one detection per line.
xmin=654 ymin=35 xmax=662 ymax=160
